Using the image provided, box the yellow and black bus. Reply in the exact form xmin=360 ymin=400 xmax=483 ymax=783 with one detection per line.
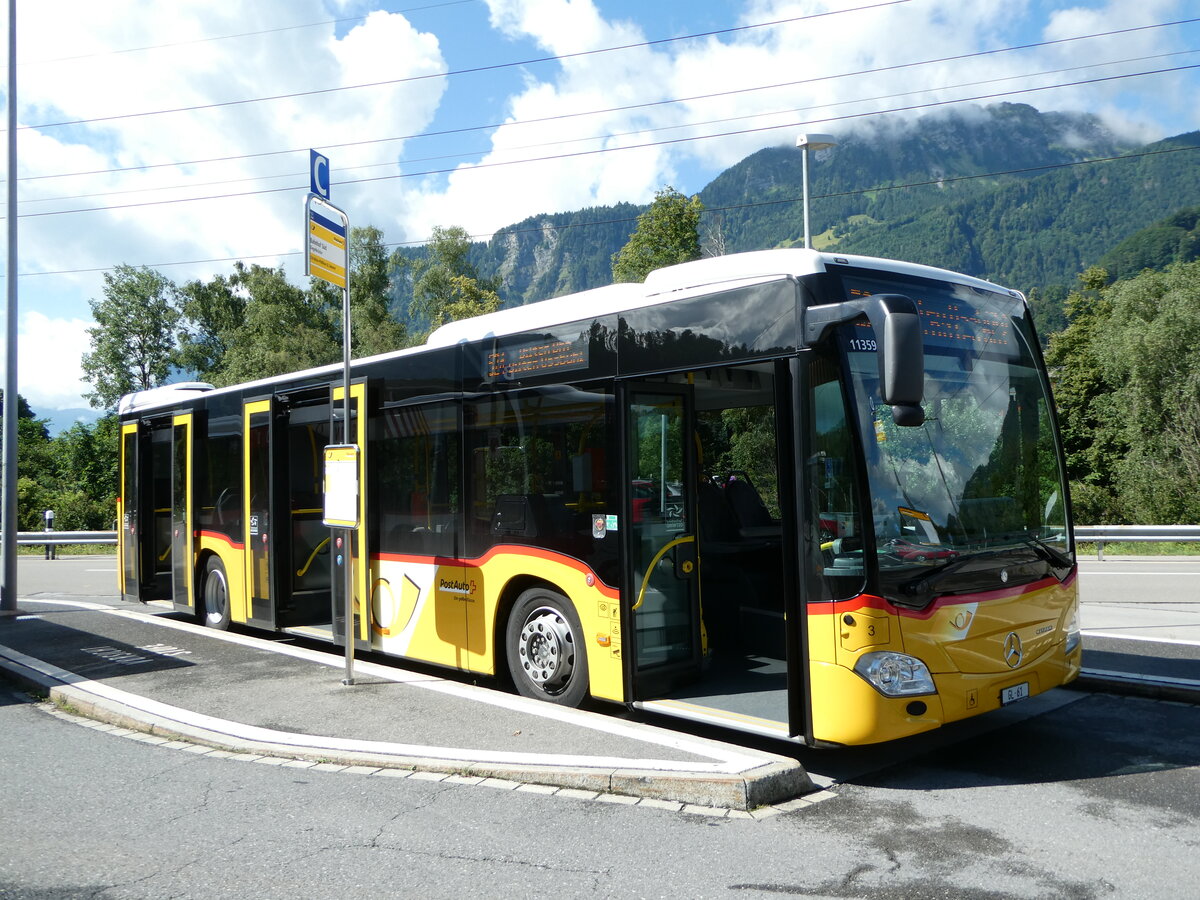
xmin=117 ymin=248 xmax=1080 ymax=746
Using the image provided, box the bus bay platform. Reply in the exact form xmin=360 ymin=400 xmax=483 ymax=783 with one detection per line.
xmin=0 ymin=593 xmax=812 ymax=812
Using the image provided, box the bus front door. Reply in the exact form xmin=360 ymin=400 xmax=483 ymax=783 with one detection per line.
xmin=623 ymin=385 xmax=703 ymax=697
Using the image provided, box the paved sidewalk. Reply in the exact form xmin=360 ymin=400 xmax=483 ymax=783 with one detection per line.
xmin=0 ymin=595 xmax=811 ymax=812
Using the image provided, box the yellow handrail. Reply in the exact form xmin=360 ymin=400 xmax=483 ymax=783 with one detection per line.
xmin=296 ymin=537 xmax=330 ymax=578
xmin=632 ymin=534 xmax=695 ymax=611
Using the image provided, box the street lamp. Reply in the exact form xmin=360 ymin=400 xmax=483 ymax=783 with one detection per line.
xmin=797 ymin=133 xmax=837 ymax=249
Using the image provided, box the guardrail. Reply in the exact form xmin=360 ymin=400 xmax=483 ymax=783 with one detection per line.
xmin=14 ymin=530 xmax=117 ymax=547
xmin=11 ymin=526 xmax=1200 ymax=561
xmin=1074 ymin=525 xmax=1200 ymax=561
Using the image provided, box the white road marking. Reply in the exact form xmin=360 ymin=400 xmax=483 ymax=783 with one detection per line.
xmin=1082 ymin=630 xmax=1200 ymax=647
xmin=1079 ymin=571 xmax=1200 ymax=576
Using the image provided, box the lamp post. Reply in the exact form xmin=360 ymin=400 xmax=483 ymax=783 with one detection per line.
xmin=797 ymin=133 xmax=837 ymax=249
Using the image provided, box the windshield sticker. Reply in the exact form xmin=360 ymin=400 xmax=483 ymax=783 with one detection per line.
xmin=898 ymin=507 xmax=940 ymax=543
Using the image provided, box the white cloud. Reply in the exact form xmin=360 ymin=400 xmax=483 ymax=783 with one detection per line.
xmin=12 ymin=1 xmax=452 ymax=410
xmin=16 ymin=1 xmax=449 ymax=307
xmin=9 ymin=0 xmax=1198 ymax=412
xmin=14 ymin=312 xmax=93 ymax=411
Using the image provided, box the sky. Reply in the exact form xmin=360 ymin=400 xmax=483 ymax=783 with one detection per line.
xmin=3 ymin=0 xmax=1199 ymax=420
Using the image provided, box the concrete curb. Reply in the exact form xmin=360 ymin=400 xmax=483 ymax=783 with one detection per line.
xmin=1075 ymin=668 xmax=1200 ymax=705
xmin=0 ymin=642 xmax=811 ymax=811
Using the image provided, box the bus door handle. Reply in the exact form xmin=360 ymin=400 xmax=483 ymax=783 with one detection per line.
xmin=633 ymin=534 xmax=697 ymax=611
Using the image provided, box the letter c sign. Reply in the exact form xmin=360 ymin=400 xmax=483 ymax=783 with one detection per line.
xmin=310 ymin=149 xmax=330 ymax=200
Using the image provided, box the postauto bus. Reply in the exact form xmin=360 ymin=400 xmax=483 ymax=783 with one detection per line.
xmin=117 ymin=248 xmax=1080 ymax=746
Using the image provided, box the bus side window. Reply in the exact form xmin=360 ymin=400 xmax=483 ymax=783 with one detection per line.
xmin=807 ymin=356 xmax=866 ymax=601
xmin=373 ymin=403 xmax=461 ymax=558
xmin=464 ymin=388 xmax=616 ymax=572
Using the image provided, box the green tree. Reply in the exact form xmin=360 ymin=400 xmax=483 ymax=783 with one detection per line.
xmin=1044 ymin=267 xmax=1123 ymax=521
xmin=401 ymin=226 xmax=501 ymax=338
xmin=216 ymin=264 xmax=340 ymax=385
xmin=174 ymin=273 xmax=247 ymax=383
xmin=0 ymin=392 xmax=52 ymax=529
xmin=311 ymin=225 xmax=407 ymax=357
xmin=1046 ymin=260 xmax=1200 ymax=524
xmin=0 ymin=395 xmax=117 ymax=531
xmin=611 ymin=186 xmax=705 ymax=284
xmin=1091 ymin=259 xmax=1200 ymax=523
xmin=81 ymin=265 xmax=180 ymax=409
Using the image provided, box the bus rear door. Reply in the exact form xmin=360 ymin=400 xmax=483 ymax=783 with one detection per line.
xmin=170 ymin=413 xmax=195 ymax=613
xmin=119 ymin=422 xmax=145 ymax=601
xmin=243 ymin=398 xmax=278 ymax=629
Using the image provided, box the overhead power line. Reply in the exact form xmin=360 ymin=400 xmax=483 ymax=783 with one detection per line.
xmin=16 ymin=143 xmax=1200 ymax=279
xmin=16 ymin=50 xmax=1190 ymax=211
xmin=19 ymin=48 xmax=1196 ymax=207
xmin=10 ymin=60 xmax=1197 ymax=221
xmin=16 ymin=1 xmax=911 ymax=132
xmin=10 ymin=14 xmax=1198 ymax=188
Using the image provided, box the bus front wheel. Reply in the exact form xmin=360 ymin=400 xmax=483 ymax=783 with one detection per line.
xmin=202 ymin=556 xmax=231 ymax=631
xmin=506 ymin=588 xmax=589 ymax=707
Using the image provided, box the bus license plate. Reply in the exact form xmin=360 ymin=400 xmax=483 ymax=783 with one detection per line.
xmin=1000 ymin=682 xmax=1030 ymax=705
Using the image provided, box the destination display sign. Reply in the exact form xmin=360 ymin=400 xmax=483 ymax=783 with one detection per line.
xmin=486 ymin=335 xmax=590 ymax=381
xmin=839 ymin=272 xmax=1021 ymax=355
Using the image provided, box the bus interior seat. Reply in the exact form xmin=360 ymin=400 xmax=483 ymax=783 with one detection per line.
xmin=695 ymin=475 xmax=787 ymax=658
xmin=491 ymin=493 xmax=574 ymax=541
xmin=723 ymin=475 xmax=778 ymax=533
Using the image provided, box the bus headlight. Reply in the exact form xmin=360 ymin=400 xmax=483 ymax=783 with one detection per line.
xmin=1064 ymin=608 xmax=1081 ymax=655
xmin=854 ymin=651 xmax=936 ymax=697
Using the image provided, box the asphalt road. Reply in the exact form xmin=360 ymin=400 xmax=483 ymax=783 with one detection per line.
xmin=2 ymin=679 xmax=1196 ymax=899
xmin=4 ymin=554 xmax=1199 ymax=897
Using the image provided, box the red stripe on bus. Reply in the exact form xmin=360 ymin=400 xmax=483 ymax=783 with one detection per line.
xmin=197 ymin=530 xmax=245 ymax=551
xmin=814 ymin=570 xmax=1076 ymax=619
xmin=374 ymin=543 xmax=619 ymax=598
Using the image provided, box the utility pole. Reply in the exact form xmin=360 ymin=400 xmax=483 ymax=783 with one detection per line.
xmin=2 ymin=0 xmax=19 ymax=613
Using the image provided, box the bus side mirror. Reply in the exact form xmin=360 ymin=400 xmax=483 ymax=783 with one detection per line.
xmin=804 ymin=293 xmax=925 ymax=426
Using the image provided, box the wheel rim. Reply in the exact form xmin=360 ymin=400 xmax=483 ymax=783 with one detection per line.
xmin=517 ymin=605 xmax=576 ymax=695
xmin=205 ymin=567 xmax=228 ymax=625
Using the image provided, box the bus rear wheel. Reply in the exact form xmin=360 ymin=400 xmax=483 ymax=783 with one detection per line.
xmin=506 ymin=588 xmax=588 ymax=707
xmin=202 ymin=556 xmax=231 ymax=631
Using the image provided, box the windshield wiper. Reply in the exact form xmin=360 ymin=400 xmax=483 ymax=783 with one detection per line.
xmin=897 ymin=548 xmax=1008 ymax=599
xmin=1017 ymin=533 xmax=1074 ymax=576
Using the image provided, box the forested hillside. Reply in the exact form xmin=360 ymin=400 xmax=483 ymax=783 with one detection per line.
xmin=388 ymin=103 xmax=1200 ymax=333
xmin=1097 ymin=206 xmax=1200 ymax=281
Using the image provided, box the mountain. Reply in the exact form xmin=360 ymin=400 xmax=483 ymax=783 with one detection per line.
xmin=1097 ymin=206 xmax=1200 ymax=281
xmin=391 ymin=103 xmax=1200 ymax=332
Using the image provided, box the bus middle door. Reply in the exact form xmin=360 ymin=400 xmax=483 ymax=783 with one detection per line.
xmin=621 ymin=384 xmax=703 ymax=698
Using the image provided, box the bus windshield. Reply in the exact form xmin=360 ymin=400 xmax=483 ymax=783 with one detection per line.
xmin=836 ymin=269 xmax=1072 ymax=605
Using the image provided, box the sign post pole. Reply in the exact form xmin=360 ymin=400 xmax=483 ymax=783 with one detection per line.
xmin=340 ymin=277 xmax=354 ymax=685
xmin=305 ymin=151 xmax=358 ymax=684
